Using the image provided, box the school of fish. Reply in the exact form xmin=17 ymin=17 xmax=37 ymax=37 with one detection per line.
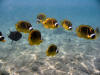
xmin=0 ymin=13 xmax=100 ymax=57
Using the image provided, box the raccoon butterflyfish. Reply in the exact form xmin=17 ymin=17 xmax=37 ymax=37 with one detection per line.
xmin=8 ymin=31 xmax=22 ymax=41
xmin=0 ymin=32 xmax=6 ymax=42
xmin=42 ymin=18 xmax=59 ymax=29
xmin=76 ymin=25 xmax=96 ymax=39
xmin=36 ymin=13 xmax=46 ymax=24
xmin=46 ymin=44 xmax=59 ymax=56
xmin=28 ymin=30 xmax=43 ymax=45
xmin=61 ymin=19 xmax=72 ymax=31
xmin=16 ymin=21 xmax=33 ymax=33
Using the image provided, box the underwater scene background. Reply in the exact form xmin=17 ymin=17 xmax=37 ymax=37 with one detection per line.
xmin=0 ymin=0 xmax=100 ymax=75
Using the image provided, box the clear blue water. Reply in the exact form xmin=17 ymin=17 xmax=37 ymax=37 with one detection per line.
xmin=0 ymin=0 xmax=100 ymax=75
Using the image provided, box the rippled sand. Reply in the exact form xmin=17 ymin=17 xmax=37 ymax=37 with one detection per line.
xmin=0 ymin=51 xmax=100 ymax=75
xmin=0 ymin=31 xmax=100 ymax=75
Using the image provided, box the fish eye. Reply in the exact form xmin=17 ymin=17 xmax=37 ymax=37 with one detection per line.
xmin=55 ymin=23 xmax=59 ymax=27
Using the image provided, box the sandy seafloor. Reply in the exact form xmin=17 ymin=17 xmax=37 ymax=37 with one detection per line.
xmin=0 ymin=0 xmax=100 ymax=75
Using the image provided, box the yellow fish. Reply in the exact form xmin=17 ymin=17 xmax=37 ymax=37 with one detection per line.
xmin=28 ymin=30 xmax=43 ymax=45
xmin=36 ymin=13 xmax=46 ymax=24
xmin=42 ymin=18 xmax=59 ymax=29
xmin=61 ymin=19 xmax=72 ymax=30
xmin=46 ymin=44 xmax=59 ymax=56
xmin=76 ymin=25 xmax=96 ymax=40
xmin=0 ymin=32 xmax=6 ymax=42
xmin=16 ymin=21 xmax=33 ymax=33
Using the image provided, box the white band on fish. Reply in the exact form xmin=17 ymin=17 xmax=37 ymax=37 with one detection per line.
xmin=29 ymin=27 xmax=33 ymax=31
xmin=0 ymin=36 xmax=2 ymax=38
xmin=90 ymin=34 xmax=95 ymax=37
xmin=56 ymin=49 xmax=59 ymax=53
xmin=69 ymin=27 xmax=72 ymax=29
xmin=55 ymin=23 xmax=58 ymax=26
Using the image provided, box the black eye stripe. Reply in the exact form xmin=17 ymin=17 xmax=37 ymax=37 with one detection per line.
xmin=0 ymin=36 xmax=4 ymax=41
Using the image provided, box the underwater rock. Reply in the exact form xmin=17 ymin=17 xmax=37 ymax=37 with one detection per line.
xmin=94 ymin=58 xmax=100 ymax=71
